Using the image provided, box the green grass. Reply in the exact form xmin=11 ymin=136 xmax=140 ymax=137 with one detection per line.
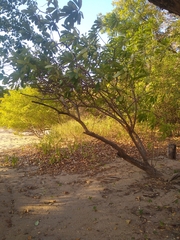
xmin=37 ymin=115 xmax=179 ymax=163
xmin=5 ymin=155 xmax=19 ymax=167
xmin=38 ymin=116 xmax=130 ymax=153
xmin=54 ymin=116 xmax=129 ymax=140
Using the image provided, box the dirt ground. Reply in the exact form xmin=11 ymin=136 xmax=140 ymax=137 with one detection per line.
xmin=0 ymin=129 xmax=180 ymax=240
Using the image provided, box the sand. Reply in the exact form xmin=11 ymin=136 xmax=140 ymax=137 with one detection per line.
xmin=0 ymin=129 xmax=180 ymax=240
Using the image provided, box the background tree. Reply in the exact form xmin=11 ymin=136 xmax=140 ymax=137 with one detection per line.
xmin=136 ymin=14 xmax=180 ymax=136
xmin=0 ymin=87 xmax=60 ymax=136
xmin=106 ymin=0 xmax=180 ymax=138
xmin=0 ymin=0 xmax=180 ymax=177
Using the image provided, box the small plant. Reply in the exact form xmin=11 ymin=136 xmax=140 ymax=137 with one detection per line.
xmin=93 ymin=206 xmax=97 ymax=212
xmin=38 ymin=141 xmax=52 ymax=154
xmin=38 ymin=129 xmax=63 ymax=154
xmin=148 ymin=199 xmax=152 ymax=203
xmin=159 ymin=221 xmax=165 ymax=227
xmin=88 ymin=196 xmax=92 ymax=200
xmin=4 ymin=155 xmax=9 ymax=163
xmin=173 ymin=199 xmax=179 ymax=204
xmin=48 ymin=148 xmax=62 ymax=164
xmin=67 ymin=141 xmax=80 ymax=154
xmin=144 ymin=234 xmax=149 ymax=240
xmin=157 ymin=206 xmax=162 ymax=211
xmin=138 ymin=208 xmax=143 ymax=215
xmin=49 ymin=155 xmax=58 ymax=164
xmin=11 ymin=155 xmax=19 ymax=167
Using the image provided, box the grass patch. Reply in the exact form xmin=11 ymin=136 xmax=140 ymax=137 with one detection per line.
xmin=5 ymin=155 xmax=19 ymax=167
xmin=32 ymin=115 xmax=180 ymax=175
xmin=38 ymin=116 xmax=130 ymax=154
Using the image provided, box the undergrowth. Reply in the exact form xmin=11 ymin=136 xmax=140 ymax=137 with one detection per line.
xmin=37 ymin=116 xmax=179 ymax=164
xmin=38 ymin=117 xmax=129 ymax=154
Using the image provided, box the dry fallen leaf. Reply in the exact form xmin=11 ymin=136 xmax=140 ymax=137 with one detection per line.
xmin=126 ymin=219 xmax=131 ymax=224
xmin=135 ymin=196 xmax=141 ymax=201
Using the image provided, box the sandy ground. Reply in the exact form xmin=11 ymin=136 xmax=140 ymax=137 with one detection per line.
xmin=0 ymin=129 xmax=39 ymax=152
xmin=0 ymin=129 xmax=180 ymax=240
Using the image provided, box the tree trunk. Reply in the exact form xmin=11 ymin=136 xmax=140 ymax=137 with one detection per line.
xmin=32 ymin=101 xmax=163 ymax=177
xmin=127 ymin=129 xmax=148 ymax=163
xmin=167 ymin=143 xmax=176 ymax=159
xmin=84 ymin=130 xmax=162 ymax=178
xmin=149 ymin=0 xmax=180 ymax=16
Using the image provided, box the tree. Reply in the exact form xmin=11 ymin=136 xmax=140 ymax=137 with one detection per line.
xmin=148 ymin=27 xmax=180 ymax=137
xmin=0 ymin=87 xmax=60 ymax=136
xmin=148 ymin=0 xmax=180 ymax=16
xmin=0 ymin=0 xmax=180 ymax=177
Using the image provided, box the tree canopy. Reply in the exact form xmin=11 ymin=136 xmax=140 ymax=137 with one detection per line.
xmin=0 ymin=0 xmax=180 ymax=177
xmin=0 ymin=87 xmax=60 ymax=135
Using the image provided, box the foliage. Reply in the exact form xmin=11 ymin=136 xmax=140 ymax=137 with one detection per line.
xmin=102 ymin=0 xmax=180 ymax=137
xmin=0 ymin=87 xmax=60 ymax=135
xmin=0 ymin=0 xmax=180 ymax=176
xmin=0 ymin=0 xmax=83 ymax=86
xmin=0 ymin=86 xmax=8 ymax=98
xmin=134 ymin=14 xmax=180 ymax=136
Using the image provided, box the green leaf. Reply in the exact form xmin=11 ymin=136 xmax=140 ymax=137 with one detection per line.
xmin=34 ymin=220 xmax=40 ymax=226
xmin=53 ymin=0 xmax=58 ymax=8
xmin=0 ymin=73 xmax=4 ymax=80
xmin=61 ymin=51 xmax=74 ymax=63
xmin=78 ymin=0 xmax=82 ymax=8
xmin=113 ymin=71 xmax=121 ymax=78
xmin=45 ymin=65 xmax=54 ymax=68
xmin=95 ymin=82 xmax=100 ymax=92
xmin=61 ymin=6 xmax=72 ymax=14
xmin=79 ymin=48 xmax=88 ymax=55
xmin=46 ymin=7 xmax=55 ymax=13
xmin=68 ymin=1 xmax=78 ymax=10
xmin=17 ymin=60 xmax=26 ymax=64
xmin=58 ymin=12 xmax=68 ymax=17
xmin=82 ymin=52 xmax=88 ymax=59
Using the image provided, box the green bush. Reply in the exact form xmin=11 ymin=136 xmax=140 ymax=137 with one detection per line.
xmin=0 ymin=87 xmax=60 ymax=136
